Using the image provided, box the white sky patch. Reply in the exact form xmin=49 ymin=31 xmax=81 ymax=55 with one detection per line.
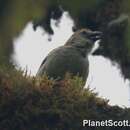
xmin=13 ymin=12 xmax=74 ymax=75
xmin=87 ymin=56 xmax=130 ymax=107
xmin=13 ymin=11 xmax=130 ymax=107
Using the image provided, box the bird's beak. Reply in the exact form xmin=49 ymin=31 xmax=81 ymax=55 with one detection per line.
xmin=90 ymin=31 xmax=103 ymax=41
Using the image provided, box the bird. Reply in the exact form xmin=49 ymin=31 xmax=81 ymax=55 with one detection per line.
xmin=36 ymin=29 xmax=102 ymax=82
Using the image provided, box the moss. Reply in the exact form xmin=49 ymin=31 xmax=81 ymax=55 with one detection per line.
xmin=0 ymin=70 xmax=130 ymax=130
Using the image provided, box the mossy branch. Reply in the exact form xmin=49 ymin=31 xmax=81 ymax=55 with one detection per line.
xmin=0 ymin=69 xmax=130 ymax=130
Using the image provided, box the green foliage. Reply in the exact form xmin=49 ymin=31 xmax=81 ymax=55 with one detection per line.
xmin=0 ymin=0 xmax=46 ymax=65
xmin=60 ymin=0 xmax=105 ymax=14
xmin=125 ymin=22 xmax=130 ymax=56
xmin=0 ymin=70 xmax=130 ymax=130
xmin=120 ymin=0 xmax=130 ymax=58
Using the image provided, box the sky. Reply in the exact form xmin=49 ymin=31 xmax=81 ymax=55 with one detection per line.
xmin=13 ymin=12 xmax=130 ymax=107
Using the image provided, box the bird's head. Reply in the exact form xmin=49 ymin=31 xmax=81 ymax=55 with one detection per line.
xmin=65 ymin=29 xmax=102 ymax=56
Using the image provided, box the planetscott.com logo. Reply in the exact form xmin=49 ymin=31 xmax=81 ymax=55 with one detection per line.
xmin=83 ymin=120 xmax=130 ymax=127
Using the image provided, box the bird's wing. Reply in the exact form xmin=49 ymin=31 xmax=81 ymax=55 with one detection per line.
xmin=36 ymin=46 xmax=64 ymax=76
xmin=36 ymin=48 xmax=59 ymax=76
xmin=40 ymin=56 xmax=47 ymax=67
xmin=39 ymin=48 xmax=57 ymax=68
xmin=36 ymin=56 xmax=48 ymax=76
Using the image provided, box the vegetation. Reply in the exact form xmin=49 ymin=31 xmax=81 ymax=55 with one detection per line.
xmin=0 ymin=70 xmax=130 ymax=130
xmin=0 ymin=0 xmax=130 ymax=129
